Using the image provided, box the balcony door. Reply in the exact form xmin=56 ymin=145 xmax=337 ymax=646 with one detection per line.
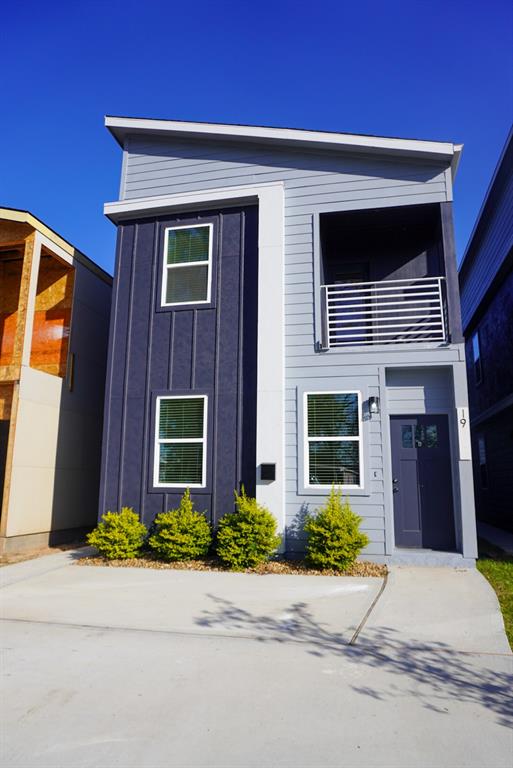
xmin=391 ymin=414 xmax=456 ymax=551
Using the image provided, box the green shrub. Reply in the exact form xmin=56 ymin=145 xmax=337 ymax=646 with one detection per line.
xmin=148 ymin=489 xmax=212 ymax=561
xmin=216 ymin=488 xmax=281 ymax=570
xmin=305 ymin=487 xmax=369 ymax=571
xmin=87 ymin=507 xmax=147 ymax=560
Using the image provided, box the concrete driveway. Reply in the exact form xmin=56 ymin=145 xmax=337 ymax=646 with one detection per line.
xmin=1 ymin=552 xmax=512 ymax=768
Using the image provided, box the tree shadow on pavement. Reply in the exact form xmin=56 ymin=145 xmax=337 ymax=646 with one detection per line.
xmin=195 ymin=594 xmax=513 ymax=729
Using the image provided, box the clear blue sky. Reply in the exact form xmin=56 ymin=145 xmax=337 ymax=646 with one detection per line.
xmin=2 ymin=0 xmax=512 ymax=274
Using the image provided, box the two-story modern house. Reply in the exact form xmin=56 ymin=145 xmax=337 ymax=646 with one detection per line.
xmin=0 ymin=207 xmax=112 ymax=553
xmin=459 ymin=127 xmax=513 ymax=534
xmin=101 ymin=117 xmax=477 ymax=565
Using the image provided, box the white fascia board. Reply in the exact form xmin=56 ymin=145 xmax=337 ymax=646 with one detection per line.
xmin=104 ymin=182 xmax=281 ymax=222
xmin=105 ymin=115 xmax=459 ymax=168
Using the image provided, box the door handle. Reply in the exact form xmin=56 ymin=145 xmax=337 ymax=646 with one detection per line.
xmin=393 ymin=477 xmax=399 ymax=493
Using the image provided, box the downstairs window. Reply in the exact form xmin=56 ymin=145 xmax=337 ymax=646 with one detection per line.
xmin=154 ymin=395 xmax=207 ymax=487
xmin=304 ymin=392 xmax=362 ymax=489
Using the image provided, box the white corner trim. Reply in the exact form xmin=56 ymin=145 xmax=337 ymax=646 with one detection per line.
xmin=104 ymin=183 xmax=286 ymax=533
xmin=255 ymin=185 xmax=285 ymax=534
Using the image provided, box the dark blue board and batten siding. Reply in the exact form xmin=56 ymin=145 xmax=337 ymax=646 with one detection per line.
xmin=98 ymin=206 xmax=258 ymax=526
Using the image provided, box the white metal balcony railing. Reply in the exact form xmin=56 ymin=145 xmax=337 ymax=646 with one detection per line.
xmin=321 ymin=276 xmax=447 ymax=348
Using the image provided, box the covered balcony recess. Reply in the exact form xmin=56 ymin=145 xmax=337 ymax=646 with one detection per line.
xmin=319 ymin=203 xmax=454 ymax=348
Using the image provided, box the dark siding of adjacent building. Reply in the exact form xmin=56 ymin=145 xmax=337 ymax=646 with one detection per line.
xmin=465 ymin=265 xmax=513 ymax=416
xmin=460 ymin=128 xmax=513 ymax=532
xmin=98 ymin=205 xmax=258 ymax=526
xmin=471 ymin=407 xmax=513 ymax=531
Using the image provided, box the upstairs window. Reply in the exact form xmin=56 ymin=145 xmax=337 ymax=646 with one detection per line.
xmin=472 ymin=330 xmax=482 ymax=385
xmin=154 ymin=395 xmax=207 ymax=487
xmin=304 ymin=392 xmax=362 ymax=488
xmin=161 ymin=223 xmax=212 ymax=306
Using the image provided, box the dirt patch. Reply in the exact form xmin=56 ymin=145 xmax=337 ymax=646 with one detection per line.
xmin=0 ymin=541 xmax=86 ymax=567
xmin=76 ymin=553 xmax=386 ymax=577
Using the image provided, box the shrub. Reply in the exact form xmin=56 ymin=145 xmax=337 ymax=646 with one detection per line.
xmin=305 ymin=487 xmax=369 ymax=571
xmin=216 ymin=488 xmax=281 ymax=570
xmin=87 ymin=507 xmax=147 ymax=560
xmin=148 ymin=489 xmax=212 ymax=561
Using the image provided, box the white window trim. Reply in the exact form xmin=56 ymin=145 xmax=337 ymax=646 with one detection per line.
xmin=161 ymin=222 xmax=213 ymax=307
xmin=303 ymin=390 xmax=364 ymax=490
xmin=153 ymin=395 xmax=208 ymax=488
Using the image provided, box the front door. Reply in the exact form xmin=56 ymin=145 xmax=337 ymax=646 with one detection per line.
xmin=390 ymin=414 xmax=456 ymax=550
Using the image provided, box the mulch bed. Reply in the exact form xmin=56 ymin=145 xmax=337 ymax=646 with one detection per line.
xmin=76 ymin=553 xmax=386 ymax=577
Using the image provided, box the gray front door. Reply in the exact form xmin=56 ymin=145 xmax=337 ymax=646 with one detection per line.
xmin=391 ymin=414 xmax=456 ymax=550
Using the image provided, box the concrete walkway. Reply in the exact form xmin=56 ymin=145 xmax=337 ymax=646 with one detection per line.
xmin=1 ymin=552 xmax=512 ymax=768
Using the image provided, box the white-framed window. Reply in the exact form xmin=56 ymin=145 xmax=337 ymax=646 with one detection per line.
xmin=161 ymin=223 xmax=213 ymax=307
xmin=304 ymin=391 xmax=363 ymax=489
xmin=154 ymin=395 xmax=208 ymax=487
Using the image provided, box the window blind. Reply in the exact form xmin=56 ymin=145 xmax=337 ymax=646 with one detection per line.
xmin=162 ymin=224 xmax=212 ymax=305
xmin=306 ymin=392 xmax=361 ymax=487
xmin=155 ymin=396 xmax=207 ymax=486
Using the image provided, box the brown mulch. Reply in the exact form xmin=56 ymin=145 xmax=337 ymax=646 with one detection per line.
xmin=76 ymin=553 xmax=386 ymax=577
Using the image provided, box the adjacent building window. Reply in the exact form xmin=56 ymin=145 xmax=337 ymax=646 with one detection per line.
xmin=477 ymin=434 xmax=488 ymax=488
xmin=304 ymin=392 xmax=362 ymax=488
xmin=154 ymin=395 xmax=207 ymax=487
xmin=161 ymin=223 xmax=212 ymax=306
xmin=472 ymin=330 xmax=482 ymax=384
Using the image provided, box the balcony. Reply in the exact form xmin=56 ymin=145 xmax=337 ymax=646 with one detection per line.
xmin=321 ymin=276 xmax=448 ymax=348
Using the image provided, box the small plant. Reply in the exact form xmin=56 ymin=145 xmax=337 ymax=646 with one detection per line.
xmin=87 ymin=507 xmax=147 ymax=560
xmin=148 ymin=489 xmax=212 ymax=561
xmin=216 ymin=487 xmax=281 ymax=570
xmin=305 ymin=487 xmax=369 ymax=572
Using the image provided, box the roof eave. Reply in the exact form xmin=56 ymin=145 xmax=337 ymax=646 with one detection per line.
xmin=0 ymin=207 xmax=113 ymax=283
xmin=105 ymin=115 xmax=459 ymax=168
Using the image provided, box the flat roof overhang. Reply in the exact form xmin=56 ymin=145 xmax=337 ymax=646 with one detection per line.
xmin=105 ymin=115 xmax=463 ymax=180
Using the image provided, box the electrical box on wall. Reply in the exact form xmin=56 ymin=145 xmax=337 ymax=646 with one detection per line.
xmin=260 ymin=464 xmax=276 ymax=482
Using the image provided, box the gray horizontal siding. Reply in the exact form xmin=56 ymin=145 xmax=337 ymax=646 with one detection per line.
xmin=123 ymin=137 xmax=448 ymax=210
xmin=121 ymin=133 xmax=455 ymax=557
xmin=386 ymin=367 xmax=454 ymax=414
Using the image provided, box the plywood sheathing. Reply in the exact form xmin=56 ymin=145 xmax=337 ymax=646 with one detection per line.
xmin=30 ymin=254 xmax=75 ymax=377
xmin=0 ymin=221 xmax=32 ymax=247
xmin=0 ymin=233 xmax=36 ymax=382
xmin=0 ymin=380 xmax=19 ymax=535
xmin=0 ymin=382 xmax=13 ymax=420
xmin=0 ymin=209 xmax=112 ymax=286
xmin=0 ymin=253 xmax=23 ymax=368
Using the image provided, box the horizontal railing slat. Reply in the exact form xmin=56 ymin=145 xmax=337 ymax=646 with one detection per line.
xmin=322 ymin=275 xmax=447 ymax=348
